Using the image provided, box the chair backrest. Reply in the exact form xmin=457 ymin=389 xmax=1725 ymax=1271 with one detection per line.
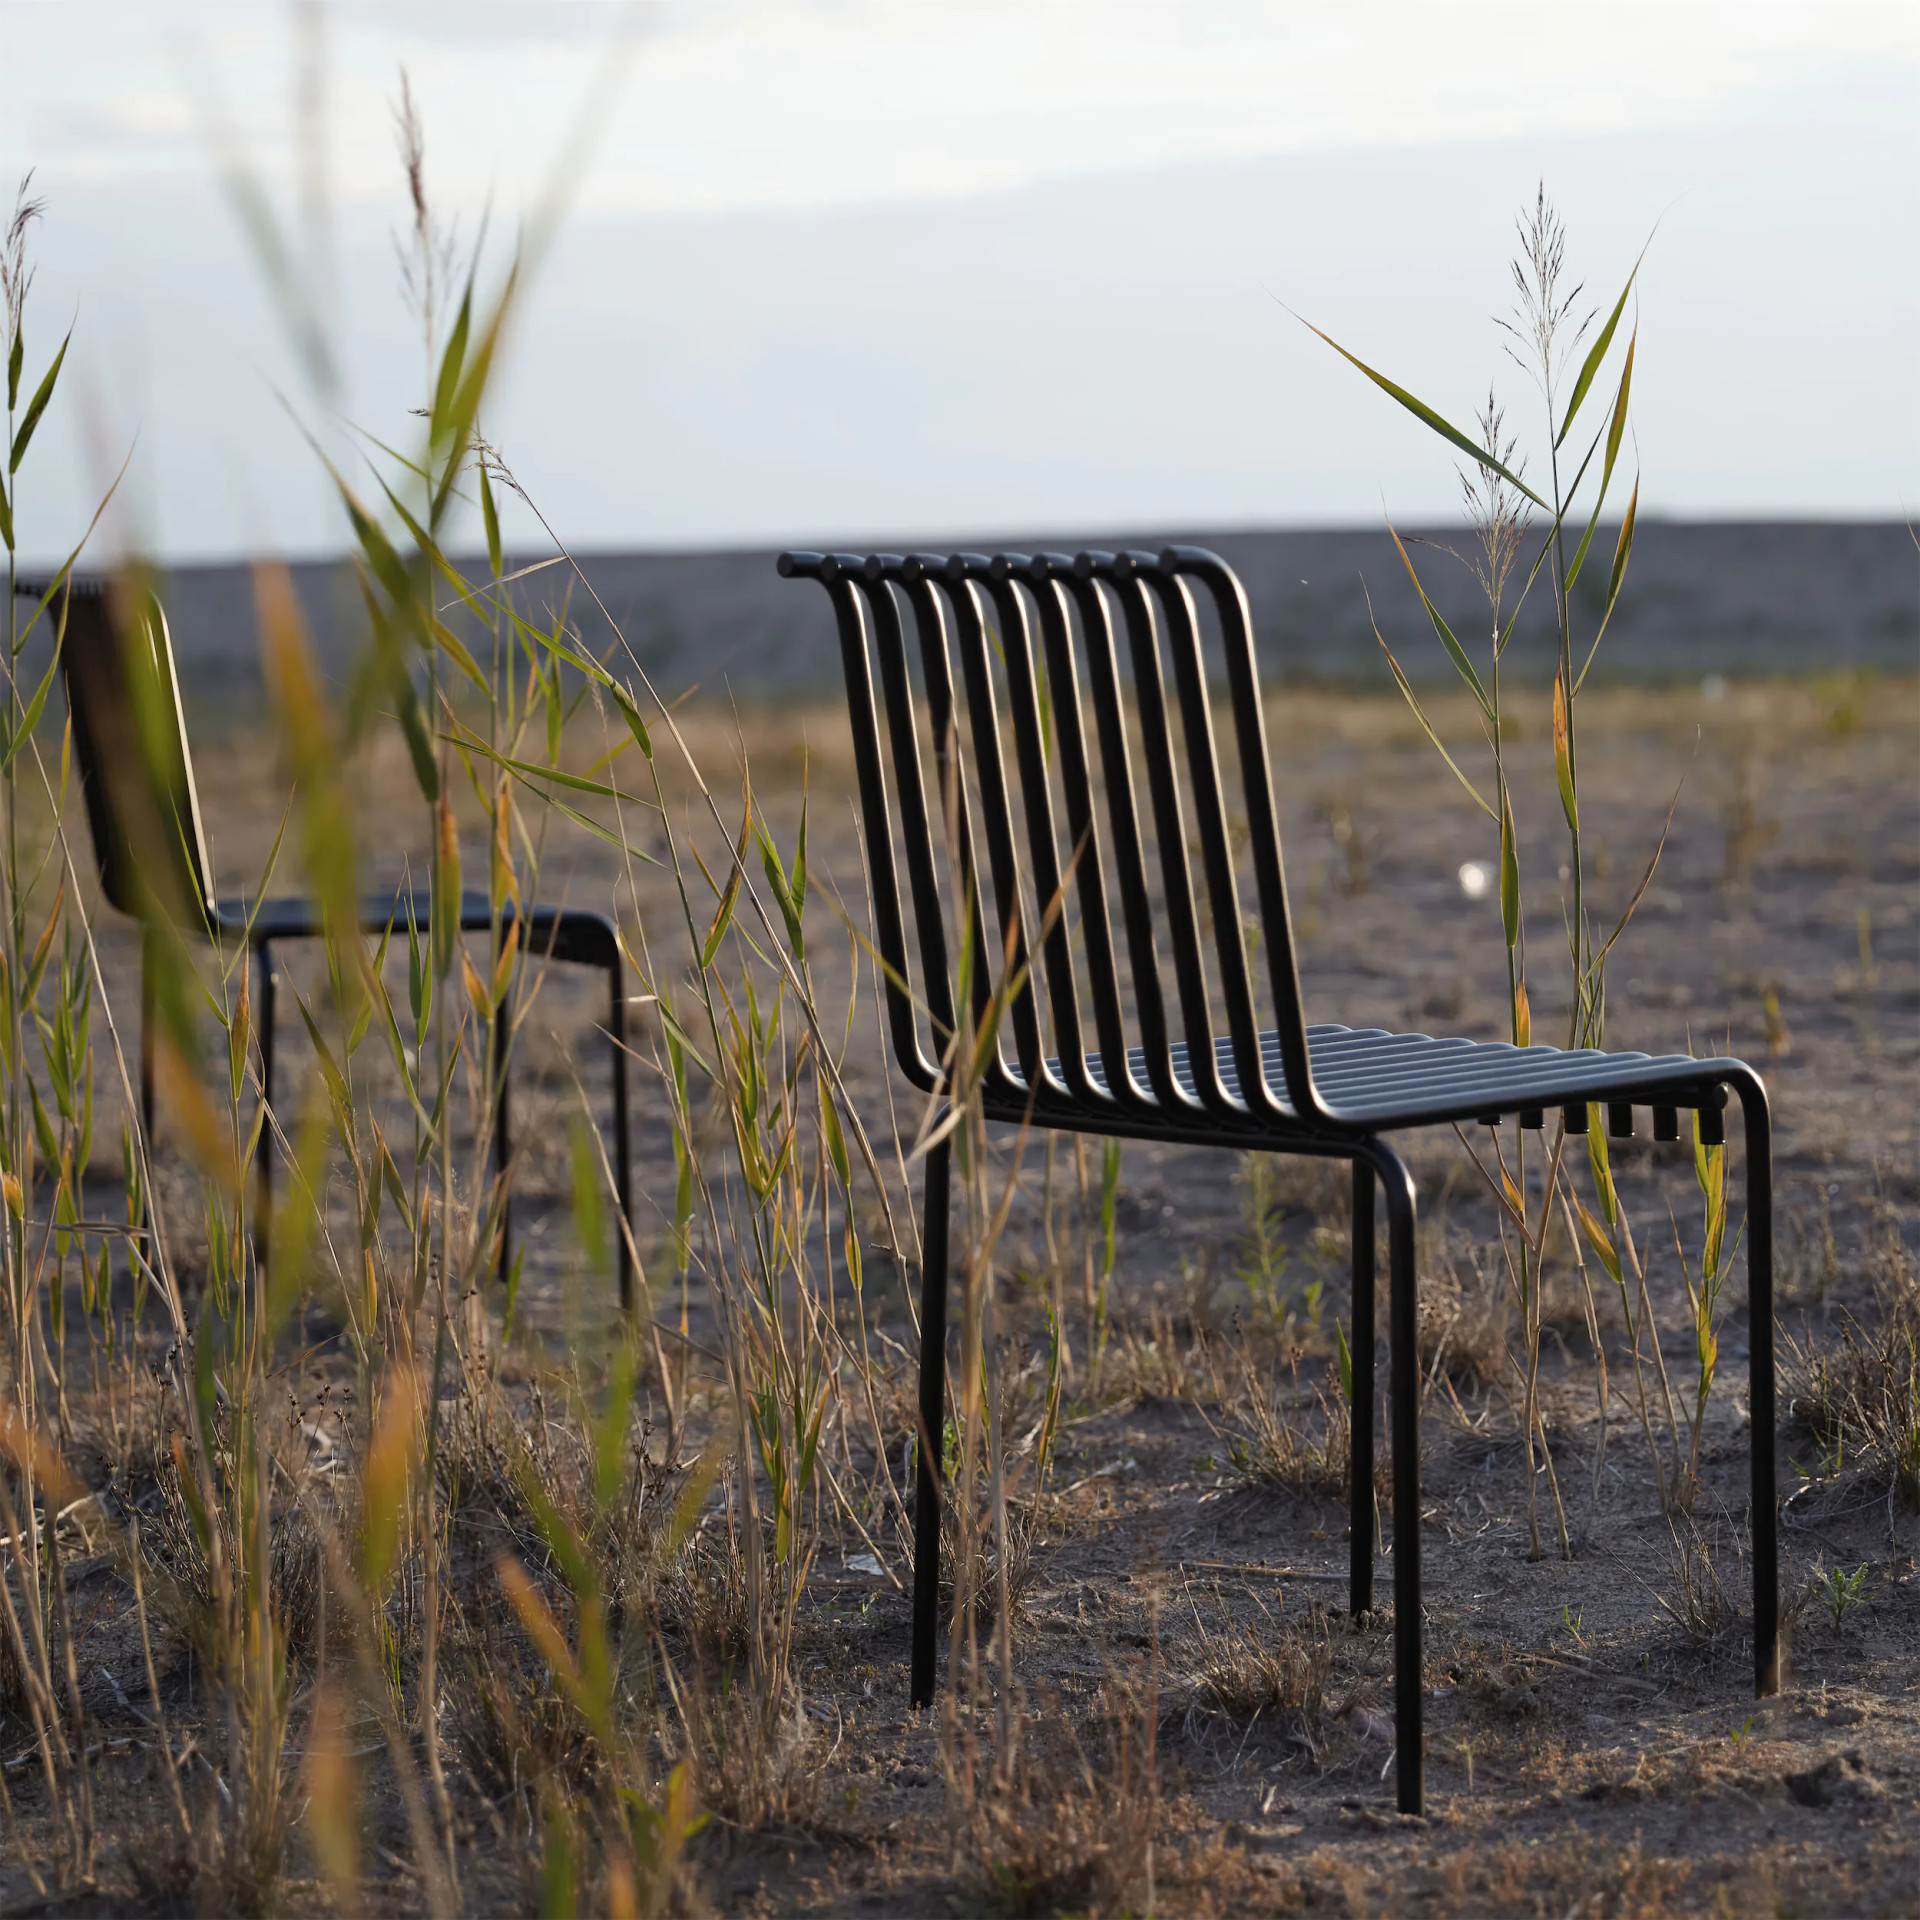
xmin=17 ymin=576 xmax=215 ymax=932
xmin=780 ymin=547 xmax=1325 ymax=1127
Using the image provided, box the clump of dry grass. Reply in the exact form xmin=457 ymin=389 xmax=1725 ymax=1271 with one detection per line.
xmin=1207 ymin=1334 xmax=1379 ymax=1507
xmin=1181 ymin=1598 xmax=1335 ymax=1757
xmin=1656 ymin=1516 xmax=1746 ymax=1645
xmin=946 ymin=1670 xmax=1164 ymax=1919
xmin=939 ymin=1495 xmax=1041 ymax=1635
xmin=1416 ymin=1244 xmax=1512 ymax=1394
xmin=1098 ymin=1297 xmax=1211 ymax=1408
xmin=1783 ymin=1224 xmax=1919 ymax=1512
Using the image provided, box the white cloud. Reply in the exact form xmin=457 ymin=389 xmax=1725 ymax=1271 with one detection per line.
xmin=4 ymin=2 xmax=1917 ymax=216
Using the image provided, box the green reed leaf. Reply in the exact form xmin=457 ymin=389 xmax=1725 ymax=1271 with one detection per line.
xmin=1499 ymin=797 xmax=1520 ymax=949
xmin=610 ymin=681 xmax=652 ymax=760
xmin=1389 ymin=524 xmax=1491 ymax=718
xmin=756 ymin=820 xmax=805 ymax=961
xmin=1300 ymin=317 xmax=1548 ymax=509
xmin=10 ymin=326 xmax=70 ymax=474
xmin=1566 ymin=329 xmax=1635 ymax=590
xmin=480 ymin=462 xmax=502 ymax=578
xmin=431 ymin=280 xmax=473 ymax=447
xmin=1586 ymin=1110 xmax=1617 ymax=1225
xmin=1603 ymin=330 xmax=1635 ymax=490
xmin=445 ymin=728 xmax=628 ymax=800
xmin=432 ymin=264 xmax=519 ymax=529
xmin=700 ymin=788 xmax=751 ymax=968
xmin=1574 ymin=477 xmax=1640 ymax=695
xmin=0 ymin=485 xmax=13 ymax=553
xmin=1557 ymin=252 xmax=1643 ymax=448
xmin=342 ymin=485 xmax=414 ymax=611
xmin=1370 ymin=597 xmax=1494 ymax=817
xmin=1 ymin=647 xmax=59 ymax=773
xmin=7 ymin=327 xmax=21 ymax=410
xmin=592 ymin=1338 xmax=636 ymax=1514
xmin=570 ymin=1114 xmax=609 ymax=1280
xmin=1604 ymin=477 xmax=1639 ymax=616
xmin=819 ymin=1078 xmax=851 ymax=1189
xmin=391 ymin=653 xmax=439 ymax=801
xmin=406 ymin=902 xmax=429 ymax=1028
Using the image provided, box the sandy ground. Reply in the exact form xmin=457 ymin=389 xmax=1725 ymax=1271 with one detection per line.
xmin=12 ymin=667 xmax=1919 ymax=1914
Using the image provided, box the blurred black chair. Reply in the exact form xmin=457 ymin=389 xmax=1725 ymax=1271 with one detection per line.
xmin=17 ymin=575 xmax=635 ymax=1305
xmin=780 ymin=544 xmax=1778 ymax=1817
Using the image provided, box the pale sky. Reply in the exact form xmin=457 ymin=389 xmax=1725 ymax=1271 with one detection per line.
xmin=2 ymin=1 xmax=1915 ymax=562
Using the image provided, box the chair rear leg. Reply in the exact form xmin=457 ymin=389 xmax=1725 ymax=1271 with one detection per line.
xmin=608 ymin=959 xmax=634 ymax=1312
xmin=1370 ymin=1141 xmax=1424 ymax=1818
xmin=254 ymin=944 xmax=275 ymax=1265
xmin=1734 ymin=1069 xmax=1779 ymax=1695
xmin=912 ymin=1135 xmax=952 ymax=1711
xmin=1349 ymin=1156 xmax=1376 ymax=1618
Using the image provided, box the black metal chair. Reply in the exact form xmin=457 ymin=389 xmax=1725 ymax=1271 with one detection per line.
xmin=779 ymin=545 xmax=1777 ymax=1816
xmin=19 ymin=575 xmax=635 ymax=1306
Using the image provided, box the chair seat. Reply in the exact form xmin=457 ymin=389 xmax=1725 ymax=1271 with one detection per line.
xmin=211 ymin=889 xmax=615 ymax=966
xmin=1010 ymin=1023 xmax=1725 ymax=1132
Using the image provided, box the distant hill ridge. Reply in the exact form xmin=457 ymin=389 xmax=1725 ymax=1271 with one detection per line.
xmin=142 ymin=519 xmax=1918 ymax=708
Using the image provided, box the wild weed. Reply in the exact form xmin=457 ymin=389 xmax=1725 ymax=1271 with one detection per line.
xmin=1783 ymin=1220 xmax=1920 ymax=1514
xmin=1309 ymin=184 xmax=1726 ymax=1555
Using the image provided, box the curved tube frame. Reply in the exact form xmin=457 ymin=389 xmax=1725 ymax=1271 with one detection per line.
xmin=782 ymin=547 xmax=1779 ymax=1820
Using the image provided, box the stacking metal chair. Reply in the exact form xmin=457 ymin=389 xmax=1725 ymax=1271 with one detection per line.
xmin=20 ymin=576 xmax=636 ymax=1305
xmin=779 ymin=545 xmax=1777 ymax=1816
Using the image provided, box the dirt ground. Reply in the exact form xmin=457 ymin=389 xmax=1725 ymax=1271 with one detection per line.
xmin=7 ymin=667 xmax=1917 ymax=1915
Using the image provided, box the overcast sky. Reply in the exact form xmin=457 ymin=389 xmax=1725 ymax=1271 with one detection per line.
xmin=2 ymin=0 xmax=1915 ymax=564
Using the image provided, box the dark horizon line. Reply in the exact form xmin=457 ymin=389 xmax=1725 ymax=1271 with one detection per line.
xmin=22 ymin=509 xmax=1916 ymax=578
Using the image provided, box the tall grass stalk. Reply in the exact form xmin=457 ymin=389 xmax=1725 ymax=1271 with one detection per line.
xmin=1311 ymin=184 xmax=1734 ymax=1550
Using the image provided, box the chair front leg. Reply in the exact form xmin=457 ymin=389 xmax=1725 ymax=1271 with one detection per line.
xmin=140 ymin=925 xmax=157 ymax=1146
xmin=608 ymin=957 xmax=634 ymax=1312
xmin=1364 ymin=1138 xmax=1424 ymax=1818
xmin=1731 ymin=1067 xmax=1779 ymax=1696
xmin=491 ymin=965 xmax=513 ymax=1293
xmin=912 ymin=1134 xmax=952 ymax=1711
xmin=254 ymin=942 xmax=276 ymax=1264
xmin=1349 ymin=1155 xmax=1377 ymax=1618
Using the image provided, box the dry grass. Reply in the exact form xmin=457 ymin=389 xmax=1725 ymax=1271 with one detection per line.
xmin=1783 ymin=1218 xmax=1920 ymax=1512
xmin=1210 ymin=1339 xmax=1377 ymax=1508
xmin=1181 ymin=1601 xmax=1335 ymax=1751
xmin=946 ymin=1671 xmax=1164 ymax=1919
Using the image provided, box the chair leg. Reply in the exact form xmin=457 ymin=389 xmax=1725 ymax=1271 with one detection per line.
xmin=1370 ymin=1140 xmax=1424 ymax=1818
xmin=492 ymin=970 xmax=513 ymax=1294
xmin=254 ymin=944 xmax=275 ymax=1265
xmin=608 ymin=960 xmax=634 ymax=1312
xmin=1733 ymin=1068 xmax=1779 ymax=1695
xmin=140 ymin=926 xmax=156 ymax=1146
xmin=911 ymin=1135 xmax=952 ymax=1711
xmin=1349 ymin=1156 xmax=1377 ymax=1618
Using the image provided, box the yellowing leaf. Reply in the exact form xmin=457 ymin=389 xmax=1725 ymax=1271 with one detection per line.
xmin=1573 ymin=1195 xmax=1623 ymax=1285
xmin=1552 ymin=672 xmax=1577 ymax=831
xmin=358 ymin=1366 xmax=418 ymax=1596
xmin=302 ymin=1682 xmax=360 ymax=1896
xmin=461 ymin=946 xmax=492 ymax=1021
